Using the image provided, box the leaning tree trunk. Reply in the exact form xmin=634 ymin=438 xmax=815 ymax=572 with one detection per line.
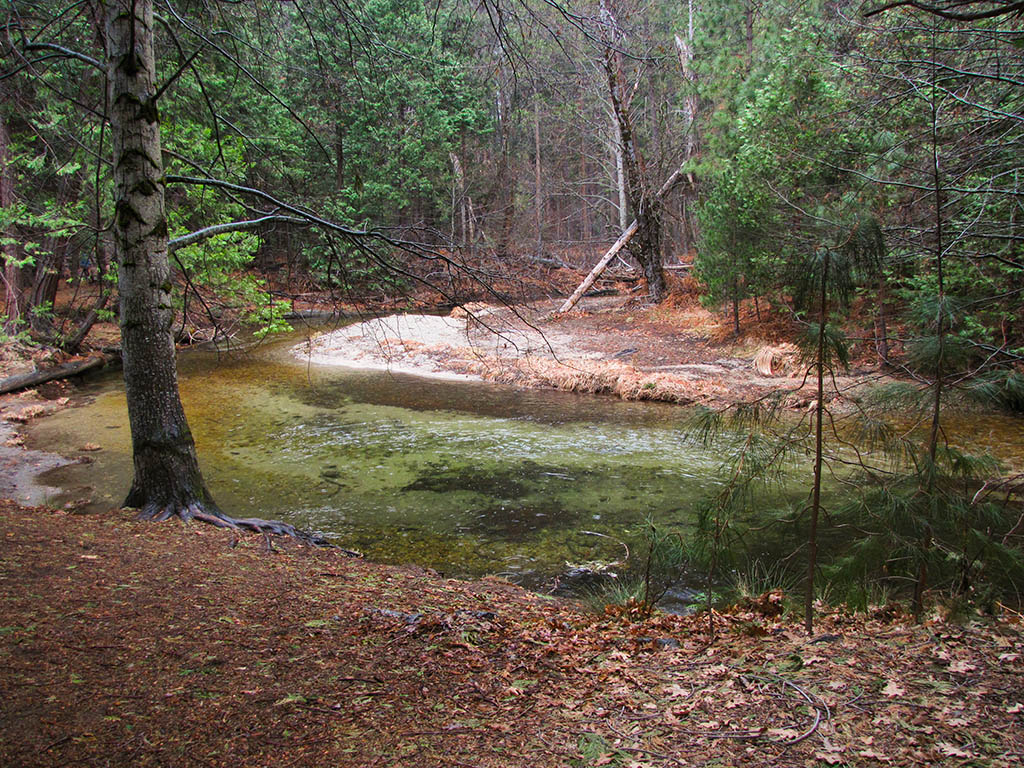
xmin=105 ymin=0 xmax=216 ymax=520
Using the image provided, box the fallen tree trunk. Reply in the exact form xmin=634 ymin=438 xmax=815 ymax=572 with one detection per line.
xmin=558 ymin=165 xmax=688 ymax=314
xmin=0 ymin=356 xmax=107 ymax=395
xmin=556 ymin=222 xmax=638 ymax=313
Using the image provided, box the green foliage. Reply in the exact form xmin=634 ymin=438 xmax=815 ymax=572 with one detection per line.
xmin=968 ymin=369 xmax=1024 ymax=414
xmin=797 ymin=321 xmax=850 ymax=371
xmin=591 ymin=517 xmax=687 ymax=618
xmin=276 ymin=0 xmax=490 ymax=227
xmin=827 ymin=452 xmax=1023 ymax=613
xmin=730 ymin=559 xmax=800 ymax=603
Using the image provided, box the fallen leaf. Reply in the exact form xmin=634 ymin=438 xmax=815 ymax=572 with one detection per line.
xmin=938 ymin=742 xmax=973 ymax=758
xmin=881 ymin=680 xmax=905 ymax=697
xmin=662 ymin=683 xmax=689 ymax=699
xmin=858 ymin=748 xmax=891 ymax=762
xmin=948 ymin=660 xmax=976 ymax=674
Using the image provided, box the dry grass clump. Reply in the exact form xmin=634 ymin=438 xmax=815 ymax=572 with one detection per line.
xmin=450 ymin=351 xmax=727 ymax=405
xmin=753 ymin=343 xmax=800 ymax=377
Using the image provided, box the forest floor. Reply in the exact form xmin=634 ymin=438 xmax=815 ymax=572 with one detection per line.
xmin=2 ymin=503 xmax=1023 ymax=767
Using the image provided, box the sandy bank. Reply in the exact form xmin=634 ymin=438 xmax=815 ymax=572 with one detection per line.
xmin=294 ymin=306 xmax=597 ymax=381
xmin=291 ymin=300 xmax=822 ymax=408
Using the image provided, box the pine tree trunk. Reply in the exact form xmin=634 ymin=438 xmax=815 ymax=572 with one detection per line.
xmin=805 ymin=252 xmax=829 ymax=636
xmin=104 ymin=0 xmax=217 ymax=519
xmin=534 ymin=94 xmax=543 ymax=258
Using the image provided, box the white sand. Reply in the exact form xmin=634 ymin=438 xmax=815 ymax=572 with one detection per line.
xmin=293 ymin=311 xmax=587 ymax=381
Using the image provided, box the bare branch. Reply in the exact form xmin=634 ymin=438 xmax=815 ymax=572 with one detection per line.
xmin=168 ymin=215 xmax=308 ymax=253
xmin=864 ymin=1 xmax=1024 ymax=21
xmin=23 ymin=42 xmax=101 ymax=70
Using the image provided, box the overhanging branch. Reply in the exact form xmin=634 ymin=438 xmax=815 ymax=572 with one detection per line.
xmin=23 ymin=42 xmax=102 ymax=70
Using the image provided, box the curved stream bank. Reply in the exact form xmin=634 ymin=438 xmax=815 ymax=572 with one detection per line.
xmin=22 ymin=322 xmax=1024 ymax=602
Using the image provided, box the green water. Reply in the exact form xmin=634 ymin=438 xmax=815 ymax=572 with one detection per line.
xmin=26 ymin=330 xmax=1023 ymax=598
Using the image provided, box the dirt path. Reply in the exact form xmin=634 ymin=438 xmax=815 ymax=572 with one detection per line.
xmin=2 ymin=503 xmax=1022 ymax=767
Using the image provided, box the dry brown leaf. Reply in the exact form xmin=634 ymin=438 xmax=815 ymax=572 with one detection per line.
xmin=938 ymin=742 xmax=974 ymax=758
xmin=881 ymin=680 xmax=905 ymax=697
xmin=858 ymin=748 xmax=891 ymax=762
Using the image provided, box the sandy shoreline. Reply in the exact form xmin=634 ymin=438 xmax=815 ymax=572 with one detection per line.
xmin=290 ymin=302 xmax=813 ymax=408
xmin=293 ymin=308 xmax=597 ymax=382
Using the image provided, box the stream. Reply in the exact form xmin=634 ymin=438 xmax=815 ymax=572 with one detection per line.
xmin=25 ymin=328 xmax=1024 ymax=606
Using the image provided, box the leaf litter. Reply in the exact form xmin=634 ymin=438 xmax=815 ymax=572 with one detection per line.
xmin=1 ymin=501 xmax=1022 ymax=767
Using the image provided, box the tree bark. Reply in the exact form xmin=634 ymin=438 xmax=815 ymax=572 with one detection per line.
xmin=1 ymin=103 xmax=28 ymax=336
xmin=611 ymin=115 xmax=629 ymax=233
xmin=675 ymin=2 xmax=700 ymax=259
xmin=104 ymin=0 xmax=217 ymax=519
xmin=534 ymin=92 xmax=543 ymax=258
xmin=600 ymin=2 xmax=666 ymax=302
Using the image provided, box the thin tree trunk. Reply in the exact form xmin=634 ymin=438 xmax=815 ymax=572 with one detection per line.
xmin=612 ymin=116 xmax=628 ymax=232
xmin=915 ymin=48 xmax=946 ymax=620
xmin=675 ymin=0 xmax=700 ymax=259
xmin=494 ymin=80 xmax=516 ymax=257
xmin=335 ymin=120 xmax=344 ymax=190
xmin=534 ymin=93 xmax=543 ymax=258
xmin=805 ymin=252 xmax=829 ymax=636
xmin=450 ymin=152 xmax=468 ymax=247
xmin=1 ymin=105 xmax=28 ymax=336
xmin=732 ymin=283 xmax=740 ymax=337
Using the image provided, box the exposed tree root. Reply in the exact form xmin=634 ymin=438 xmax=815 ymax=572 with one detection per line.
xmin=134 ymin=502 xmax=359 ymax=554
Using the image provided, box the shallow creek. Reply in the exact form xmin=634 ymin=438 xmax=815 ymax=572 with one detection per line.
xmin=25 ymin=329 xmax=1024 ymax=601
